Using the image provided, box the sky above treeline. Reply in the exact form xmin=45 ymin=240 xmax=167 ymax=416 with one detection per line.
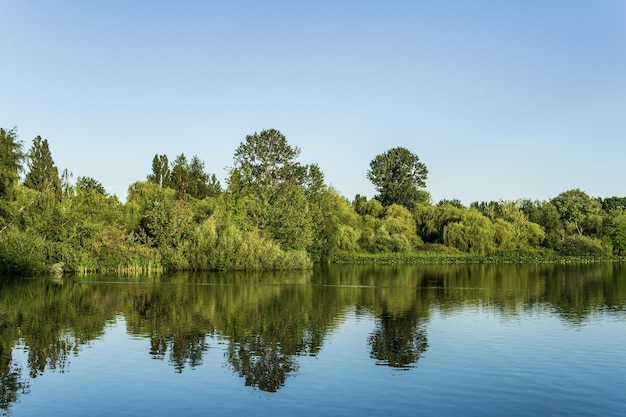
xmin=2 ymin=1 xmax=625 ymax=204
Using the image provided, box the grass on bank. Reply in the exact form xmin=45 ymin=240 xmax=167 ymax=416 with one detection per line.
xmin=331 ymin=247 xmax=626 ymax=265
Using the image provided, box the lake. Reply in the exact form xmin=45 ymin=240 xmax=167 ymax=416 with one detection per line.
xmin=1 ymin=263 xmax=625 ymax=416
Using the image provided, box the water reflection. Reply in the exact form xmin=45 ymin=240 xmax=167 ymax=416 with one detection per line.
xmin=1 ymin=262 xmax=625 ymax=413
xmin=228 ymin=336 xmax=297 ymax=392
xmin=0 ymin=362 xmax=29 ymax=415
xmin=368 ymin=312 xmax=428 ymax=369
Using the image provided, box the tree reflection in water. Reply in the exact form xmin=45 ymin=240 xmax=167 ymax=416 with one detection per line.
xmin=0 ymin=261 xmax=625 ymax=411
xmin=369 ymin=312 xmax=428 ymax=369
xmin=0 ymin=361 xmax=30 ymax=417
xmin=227 ymin=337 xmax=296 ymax=392
xmin=150 ymin=332 xmax=208 ymax=373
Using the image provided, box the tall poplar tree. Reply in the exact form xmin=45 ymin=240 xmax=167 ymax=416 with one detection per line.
xmin=24 ymin=136 xmax=61 ymax=199
xmin=147 ymin=154 xmax=170 ymax=188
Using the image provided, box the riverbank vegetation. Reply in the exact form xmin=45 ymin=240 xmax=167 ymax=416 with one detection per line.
xmin=1 ymin=126 xmax=625 ymax=275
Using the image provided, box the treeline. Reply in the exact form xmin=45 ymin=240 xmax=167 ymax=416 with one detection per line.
xmin=1 ymin=127 xmax=625 ymax=275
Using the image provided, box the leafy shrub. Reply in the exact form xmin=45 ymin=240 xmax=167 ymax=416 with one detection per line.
xmin=559 ymin=235 xmax=609 ymax=256
xmin=0 ymin=226 xmax=47 ymax=275
xmin=443 ymin=210 xmax=495 ymax=254
xmin=336 ymin=225 xmax=361 ymax=251
xmin=187 ymin=216 xmax=312 ymax=271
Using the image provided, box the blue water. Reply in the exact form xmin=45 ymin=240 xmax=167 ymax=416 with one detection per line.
xmin=2 ymin=264 xmax=626 ymax=416
xmin=9 ymin=308 xmax=626 ymax=417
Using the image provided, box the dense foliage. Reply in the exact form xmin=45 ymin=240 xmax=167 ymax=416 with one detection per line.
xmin=1 ymin=126 xmax=624 ymax=275
xmin=367 ymin=146 xmax=429 ymax=209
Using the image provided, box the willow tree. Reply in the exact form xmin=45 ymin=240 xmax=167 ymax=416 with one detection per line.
xmin=473 ymin=200 xmax=545 ymax=251
xmin=367 ymin=147 xmax=429 ymax=209
xmin=443 ymin=209 xmax=496 ymax=254
xmin=414 ymin=204 xmax=464 ymax=244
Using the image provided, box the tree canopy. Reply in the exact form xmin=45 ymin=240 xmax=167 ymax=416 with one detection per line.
xmin=551 ymin=189 xmax=602 ymax=236
xmin=2 ymin=123 xmax=625 ymax=275
xmin=367 ymin=147 xmax=429 ymax=209
xmin=232 ymin=129 xmax=306 ymax=189
xmin=228 ymin=129 xmax=314 ymax=252
xmin=0 ymin=127 xmax=23 ymax=199
xmin=147 ymin=153 xmax=221 ymax=200
xmin=24 ymin=136 xmax=61 ymax=199
xmin=147 ymin=154 xmax=170 ymax=188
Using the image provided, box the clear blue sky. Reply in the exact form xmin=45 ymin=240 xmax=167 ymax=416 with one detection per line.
xmin=2 ymin=1 xmax=625 ymax=204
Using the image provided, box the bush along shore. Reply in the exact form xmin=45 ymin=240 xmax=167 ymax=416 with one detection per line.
xmin=2 ymin=127 xmax=625 ymax=275
xmin=332 ymin=251 xmax=626 ymax=265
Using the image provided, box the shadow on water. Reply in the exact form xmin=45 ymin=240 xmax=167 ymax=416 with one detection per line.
xmin=1 ymin=262 xmax=625 ymax=412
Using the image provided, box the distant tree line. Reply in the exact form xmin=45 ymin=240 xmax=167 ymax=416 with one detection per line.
xmin=1 ymin=126 xmax=624 ymax=275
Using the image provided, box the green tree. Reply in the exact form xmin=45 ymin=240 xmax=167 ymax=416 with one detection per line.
xmin=379 ymin=204 xmax=422 ymax=251
xmin=187 ymin=155 xmax=221 ymax=199
xmin=356 ymin=204 xmax=421 ymax=253
xmin=602 ymin=209 xmax=626 ymax=255
xmin=265 ymin=183 xmax=312 ymax=251
xmin=551 ymin=189 xmax=602 ymax=237
xmin=304 ymin=165 xmax=342 ymax=260
xmin=76 ymin=176 xmax=107 ymax=196
xmin=140 ymin=198 xmax=194 ymax=269
xmin=308 ymin=187 xmax=361 ymax=260
xmin=443 ymin=209 xmax=496 ymax=254
xmin=414 ymin=203 xmax=464 ymax=244
xmin=125 ymin=180 xmax=178 ymax=236
xmin=353 ymin=196 xmax=384 ymax=218
xmin=367 ymin=147 xmax=429 ymax=209
xmin=169 ymin=154 xmax=191 ymax=200
xmin=187 ymin=214 xmax=310 ymax=271
xmin=229 ymin=181 xmax=313 ymax=252
xmin=23 ymin=136 xmax=61 ymax=200
xmin=187 ymin=155 xmax=210 ymax=199
xmin=147 ymin=154 xmax=170 ymax=188
xmin=148 ymin=153 xmax=220 ymax=200
xmin=352 ymin=194 xmax=368 ymax=215
xmin=437 ymin=198 xmax=465 ymax=209
xmin=473 ymin=200 xmax=545 ymax=251
xmin=229 ymin=129 xmax=313 ymax=253
xmin=232 ymin=129 xmax=306 ymax=190
xmin=28 ymin=170 xmax=127 ymax=272
xmin=519 ymin=199 xmax=563 ymax=250
xmin=0 ymin=127 xmax=24 ymax=200
xmin=600 ymin=196 xmax=626 ymax=212
xmin=303 ymin=164 xmax=325 ymax=198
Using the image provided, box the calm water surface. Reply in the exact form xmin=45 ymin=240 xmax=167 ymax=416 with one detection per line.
xmin=1 ymin=263 xmax=625 ymax=416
